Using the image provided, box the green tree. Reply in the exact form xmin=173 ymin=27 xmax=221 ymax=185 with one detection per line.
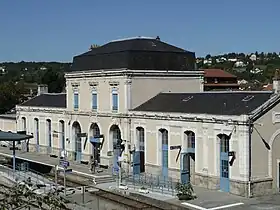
xmin=0 ymin=81 xmax=25 ymax=114
xmin=205 ymin=54 xmax=211 ymax=59
xmin=0 ymin=183 xmax=70 ymax=209
xmin=40 ymin=68 xmax=65 ymax=93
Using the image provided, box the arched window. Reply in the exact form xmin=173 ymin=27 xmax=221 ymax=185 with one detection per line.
xmin=22 ymin=117 xmax=26 ymax=131
xmin=46 ymin=119 xmax=52 ymax=151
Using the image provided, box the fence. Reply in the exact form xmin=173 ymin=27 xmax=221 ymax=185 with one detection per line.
xmin=20 ymin=144 xmax=92 ymax=163
xmin=121 ymin=172 xmax=180 ymax=196
xmin=0 ymin=163 xmax=56 ymax=190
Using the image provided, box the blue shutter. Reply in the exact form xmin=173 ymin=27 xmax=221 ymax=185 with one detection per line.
xmin=74 ymin=93 xmax=79 ymax=109
xmin=112 ymin=93 xmax=118 ymax=111
xmin=92 ymin=92 xmax=97 ymax=110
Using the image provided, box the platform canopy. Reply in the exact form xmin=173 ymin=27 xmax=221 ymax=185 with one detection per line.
xmin=0 ymin=131 xmax=33 ymax=141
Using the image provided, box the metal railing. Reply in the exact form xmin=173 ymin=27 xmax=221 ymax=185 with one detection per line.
xmin=1 ymin=163 xmax=54 ymax=185
xmin=121 ymin=172 xmax=179 ymax=196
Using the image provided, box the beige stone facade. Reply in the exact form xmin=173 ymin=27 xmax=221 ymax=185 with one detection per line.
xmin=0 ymin=69 xmax=274 ymax=198
xmin=0 ymin=115 xmax=16 ymax=132
xmin=1 ymin=69 xmax=277 ymax=197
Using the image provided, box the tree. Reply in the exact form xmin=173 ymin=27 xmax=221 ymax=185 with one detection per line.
xmin=0 ymin=183 xmax=71 ymax=210
xmin=0 ymin=81 xmax=26 ymax=114
xmin=205 ymin=54 xmax=211 ymax=60
xmin=40 ymin=68 xmax=65 ymax=93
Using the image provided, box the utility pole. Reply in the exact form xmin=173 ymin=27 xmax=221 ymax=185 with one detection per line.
xmin=82 ymin=186 xmax=85 ymax=204
xmin=12 ymin=140 xmax=16 ymax=172
xmin=92 ymin=146 xmax=96 ymax=174
xmin=55 ymin=164 xmax=58 ymax=191
xmin=119 ymin=159 xmax=122 ymax=185
xmin=64 ymin=167 xmax=66 ymax=196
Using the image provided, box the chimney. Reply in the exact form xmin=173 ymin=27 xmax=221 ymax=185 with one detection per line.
xmin=156 ymin=36 xmax=160 ymax=41
xmin=37 ymin=84 xmax=48 ymax=96
xmin=273 ymin=69 xmax=280 ymax=94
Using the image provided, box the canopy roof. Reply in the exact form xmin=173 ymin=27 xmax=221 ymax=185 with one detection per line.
xmin=0 ymin=131 xmax=33 ymax=141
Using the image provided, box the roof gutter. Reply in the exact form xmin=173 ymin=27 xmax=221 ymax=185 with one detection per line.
xmin=249 ymin=94 xmax=280 ymax=122
xmin=65 ymin=69 xmax=204 ymax=78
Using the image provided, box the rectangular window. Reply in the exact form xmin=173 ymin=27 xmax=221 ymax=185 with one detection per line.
xmin=92 ymin=92 xmax=98 ymax=110
xmin=112 ymin=88 xmax=118 ymax=111
xmin=74 ymin=92 xmax=79 ymax=110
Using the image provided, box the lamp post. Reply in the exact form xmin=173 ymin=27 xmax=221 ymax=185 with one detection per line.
xmin=12 ymin=140 xmax=16 ymax=172
xmin=53 ymin=130 xmax=67 ymax=194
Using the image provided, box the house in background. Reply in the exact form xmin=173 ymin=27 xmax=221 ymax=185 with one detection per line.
xmin=202 ymin=69 xmax=239 ymax=91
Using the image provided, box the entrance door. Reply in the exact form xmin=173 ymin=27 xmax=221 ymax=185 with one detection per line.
xmin=220 ymin=153 xmax=229 ymax=192
xmin=75 ymin=136 xmax=82 ymax=162
xmin=113 ymin=139 xmax=120 ymax=174
xmin=133 ymin=151 xmax=140 ymax=175
xmin=91 ymin=137 xmax=101 ymax=165
xmin=181 ymin=153 xmax=190 ymax=184
xmin=140 ymin=151 xmax=145 ymax=173
xmin=220 ymin=134 xmax=230 ymax=192
xmin=162 ymin=143 xmax=168 ymax=178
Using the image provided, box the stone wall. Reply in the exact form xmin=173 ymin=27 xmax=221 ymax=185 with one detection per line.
xmin=250 ymin=178 xmax=273 ymax=197
xmin=194 ymin=173 xmax=219 ymax=190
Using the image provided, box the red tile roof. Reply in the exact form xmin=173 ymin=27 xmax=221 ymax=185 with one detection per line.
xmin=202 ymin=69 xmax=237 ymax=78
xmin=204 ymin=83 xmax=239 ymax=87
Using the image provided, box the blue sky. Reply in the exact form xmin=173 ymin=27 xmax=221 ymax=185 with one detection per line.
xmin=1 ymin=0 xmax=279 ymax=62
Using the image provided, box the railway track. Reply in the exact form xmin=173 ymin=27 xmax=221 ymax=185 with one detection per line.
xmin=1 ymin=163 xmax=185 ymax=210
xmin=52 ymin=174 xmax=165 ymax=209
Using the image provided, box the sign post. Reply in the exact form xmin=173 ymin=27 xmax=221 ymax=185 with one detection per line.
xmin=59 ymin=159 xmax=70 ymax=196
xmin=12 ymin=140 xmax=16 ymax=172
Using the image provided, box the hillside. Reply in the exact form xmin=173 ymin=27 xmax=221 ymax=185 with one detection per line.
xmin=0 ymin=61 xmax=70 ymax=114
xmin=197 ymin=52 xmax=280 ymax=84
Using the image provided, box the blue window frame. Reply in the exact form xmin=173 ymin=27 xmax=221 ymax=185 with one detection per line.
xmin=112 ymin=88 xmax=118 ymax=111
xmin=221 ymin=160 xmax=229 ymax=178
xmin=74 ymin=92 xmax=79 ymax=110
xmin=92 ymin=91 xmax=97 ymax=110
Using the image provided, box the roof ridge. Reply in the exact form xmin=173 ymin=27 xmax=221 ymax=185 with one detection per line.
xmin=109 ymin=36 xmax=155 ymax=43
xmin=160 ymin=91 xmax=273 ymax=94
xmin=42 ymin=93 xmax=66 ymax=95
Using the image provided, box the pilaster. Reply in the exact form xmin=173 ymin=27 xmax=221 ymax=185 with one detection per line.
xmin=238 ymin=126 xmax=250 ymax=181
xmin=124 ymin=79 xmax=132 ymax=112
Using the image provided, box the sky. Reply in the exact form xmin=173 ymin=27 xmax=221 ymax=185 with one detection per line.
xmin=0 ymin=0 xmax=280 ymax=62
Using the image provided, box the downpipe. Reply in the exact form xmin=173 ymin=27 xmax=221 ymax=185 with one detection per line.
xmin=248 ymin=121 xmax=252 ymax=198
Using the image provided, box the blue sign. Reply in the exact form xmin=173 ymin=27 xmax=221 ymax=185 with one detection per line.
xmin=90 ymin=137 xmax=100 ymax=143
xmin=60 ymin=160 xmax=70 ymax=168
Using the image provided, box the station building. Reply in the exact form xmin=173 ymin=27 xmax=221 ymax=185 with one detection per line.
xmin=3 ymin=37 xmax=280 ymax=197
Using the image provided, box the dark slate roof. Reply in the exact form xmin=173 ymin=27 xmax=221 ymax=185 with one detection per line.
xmin=0 ymin=131 xmax=32 ymax=141
xmin=0 ymin=114 xmax=16 ymax=120
xmin=133 ymin=92 xmax=274 ymax=115
xmin=71 ymin=37 xmax=196 ymax=71
xmin=20 ymin=93 xmax=66 ymax=108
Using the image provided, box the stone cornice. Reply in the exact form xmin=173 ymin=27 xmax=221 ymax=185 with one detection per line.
xmin=16 ymin=106 xmax=66 ymax=114
xmin=65 ymin=69 xmax=204 ymax=79
xmin=15 ymin=105 xmax=247 ymax=125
